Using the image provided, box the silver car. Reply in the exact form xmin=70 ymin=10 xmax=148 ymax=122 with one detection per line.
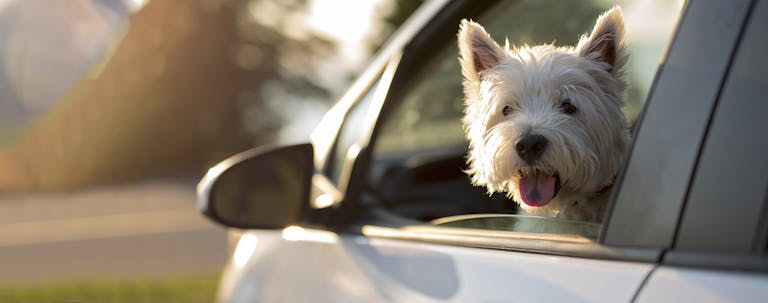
xmin=199 ymin=0 xmax=768 ymax=302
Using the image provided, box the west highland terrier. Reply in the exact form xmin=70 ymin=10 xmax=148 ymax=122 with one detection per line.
xmin=458 ymin=7 xmax=629 ymax=222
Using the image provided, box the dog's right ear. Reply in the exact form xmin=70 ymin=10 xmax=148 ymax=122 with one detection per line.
xmin=458 ymin=19 xmax=505 ymax=82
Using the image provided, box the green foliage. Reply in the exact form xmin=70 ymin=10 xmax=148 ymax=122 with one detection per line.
xmin=0 ymin=272 xmax=219 ymax=303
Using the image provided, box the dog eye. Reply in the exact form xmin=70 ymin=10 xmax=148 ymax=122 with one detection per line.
xmin=502 ymin=105 xmax=514 ymax=116
xmin=559 ymin=100 xmax=578 ymax=115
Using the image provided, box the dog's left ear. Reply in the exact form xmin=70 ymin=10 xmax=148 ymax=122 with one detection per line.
xmin=577 ymin=6 xmax=627 ymax=74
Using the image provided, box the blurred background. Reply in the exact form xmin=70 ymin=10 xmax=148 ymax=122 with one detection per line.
xmin=0 ymin=0 xmax=421 ymax=301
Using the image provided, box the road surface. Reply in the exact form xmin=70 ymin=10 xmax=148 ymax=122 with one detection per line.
xmin=0 ymin=179 xmax=229 ymax=284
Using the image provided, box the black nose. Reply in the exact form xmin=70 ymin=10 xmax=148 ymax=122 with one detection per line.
xmin=515 ymin=134 xmax=548 ymax=164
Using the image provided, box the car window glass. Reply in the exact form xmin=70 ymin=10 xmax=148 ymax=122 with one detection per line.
xmin=369 ymin=0 xmax=684 ymax=238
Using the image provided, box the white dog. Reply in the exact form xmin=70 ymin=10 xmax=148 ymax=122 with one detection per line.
xmin=458 ymin=7 xmax=629 ymax=222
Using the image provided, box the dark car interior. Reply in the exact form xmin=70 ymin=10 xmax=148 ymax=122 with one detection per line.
xmin=367 ymin=145 xmax=517 ymax=222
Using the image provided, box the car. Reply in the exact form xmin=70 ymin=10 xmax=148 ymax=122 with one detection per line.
xmin=197 ymin=0 xmax=768 ymax=302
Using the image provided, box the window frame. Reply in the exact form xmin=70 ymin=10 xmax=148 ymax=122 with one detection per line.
xmin=308 ymin=57 xmax=399 ymax=210
xmin=309 ymin=0 xmax=467 ymax=210
xmin=602 ymin=0 xmax=754 ymax=249
xmin=662 ymin=0 xmax=768 ymax=272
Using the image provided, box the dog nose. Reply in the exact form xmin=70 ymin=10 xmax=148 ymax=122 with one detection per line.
xmin=515 ymin=134 xmax=548 ymax=163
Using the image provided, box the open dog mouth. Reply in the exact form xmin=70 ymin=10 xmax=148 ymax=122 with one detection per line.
xmin=518 ymin=170 xmax=561 ymax=207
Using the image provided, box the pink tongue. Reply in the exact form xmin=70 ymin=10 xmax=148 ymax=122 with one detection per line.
xmin=518 ymin=172 xmax=556 ymax=207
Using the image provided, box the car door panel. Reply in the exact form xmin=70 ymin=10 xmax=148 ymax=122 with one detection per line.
xmin=219 ymin=230 xmax=652 ymax=303
xmin=635 ymin=267 xmax=768 ymax=303
xmin=218 ymin=231 xmax=387 ymax=303
xmin=633 ymin=1 xmax=768 ymax=301
xmin=357 ymin=238 xmax=652 ymax=303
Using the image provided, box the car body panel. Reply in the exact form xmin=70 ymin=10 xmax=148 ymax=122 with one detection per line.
xmin=674 ymin=0 xmax=768 ymax=253
xmin=208 ymin=0 xmax=768 ymax=302
xmin=603 ymin=0 xmax=753 ymax=248
xmin=636 ymin=267 xmax=768 ymax=303
xmin=218 ymin=229 xmax=652 ymax=303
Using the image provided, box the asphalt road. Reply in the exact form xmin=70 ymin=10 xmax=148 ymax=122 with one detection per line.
xmin=0 ymin=180 xmax=229 ymax=284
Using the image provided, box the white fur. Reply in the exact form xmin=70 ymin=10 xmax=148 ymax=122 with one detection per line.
xmin=458 ymin=7 xmax=629 ymax=222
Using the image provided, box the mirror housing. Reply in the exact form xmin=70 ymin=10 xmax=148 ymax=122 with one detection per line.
xmin=197 ymin=143 xmax=314 ymax=229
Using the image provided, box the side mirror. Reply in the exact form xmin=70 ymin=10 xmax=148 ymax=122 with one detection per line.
xmin=197 ymin=143 xmax=314 ymax=229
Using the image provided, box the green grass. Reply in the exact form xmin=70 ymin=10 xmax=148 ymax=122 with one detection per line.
xmin=0 ymin=272 xmax=220 ymax=303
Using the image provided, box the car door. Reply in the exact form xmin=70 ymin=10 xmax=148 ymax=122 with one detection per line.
xmin=215 ymin=0 xmax=753 ymax=302
xmin=635 ymin=0 xmax=768 ymax=301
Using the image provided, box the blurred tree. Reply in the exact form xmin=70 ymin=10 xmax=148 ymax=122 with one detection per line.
xmin=0 ymin=0 xmax=335 ymax=191
xmin=0 ymin=0 xmax=429 ymax=192
xmin=368 ymin=0 xmax=424 ymax=53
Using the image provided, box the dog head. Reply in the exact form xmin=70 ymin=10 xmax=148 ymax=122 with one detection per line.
xmin=458 ymin=7 xmax=629 ymax=215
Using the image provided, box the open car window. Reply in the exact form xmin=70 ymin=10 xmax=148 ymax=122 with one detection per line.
xmin=367 ymin=0 xmax=684 ymax=241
